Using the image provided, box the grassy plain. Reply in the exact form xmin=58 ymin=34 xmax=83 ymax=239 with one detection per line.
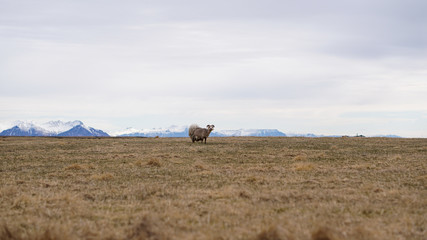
xmin=0 ymin=136 xmax=426 ymax=240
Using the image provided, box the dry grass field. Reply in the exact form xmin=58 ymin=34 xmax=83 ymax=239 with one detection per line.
xmin=0 ymin=136 xmax=426 ymax=240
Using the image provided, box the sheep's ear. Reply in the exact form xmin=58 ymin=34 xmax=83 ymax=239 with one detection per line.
xmin=212 ymin=125 xmax=215 ymax=128
xmin=206 ymin=125 xmax=210 ymax=128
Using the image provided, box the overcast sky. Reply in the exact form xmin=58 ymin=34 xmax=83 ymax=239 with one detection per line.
xmin=1 ymin=0 xmax=426 ymax=137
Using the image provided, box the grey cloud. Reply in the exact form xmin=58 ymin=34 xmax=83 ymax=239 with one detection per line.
xmin=1 ymin=0 xmax=426 ymax=137
xmin=2 ymin=0 xmax=426 ymax=57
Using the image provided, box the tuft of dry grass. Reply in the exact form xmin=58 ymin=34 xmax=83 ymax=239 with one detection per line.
xmin=64 ymin=163 xmax=95 ymax=170
xmin=133 ymin=160 xmax=144 ymax=167
xmin=389 ymin=154 xmax=402 ymax=161
xmin=311 ymin=227 xmax=343 ymax=240
xmin=146 ymin=159 xmax=161 ymax=167
xmin=90 ymin=173 xmax=114 ymax=181
xmin=1 ymin=223 xmax=74 ymax=240
xmin=64 ymin=163 xmax=84 ymax=170
xmin=293 ymin=162 xmax=315 ymax=171
xmin=127 ymin=216 xmax=169 ymax=240
xmin=194 ymin=160 xmax=208 ymax=170
xmin=293 ymin=154 xmax=307 ymax=161
xmin=0 ymin=136 xmax=426 ymax=239
xmin=256 ymin=225 xmax=294 ymax=240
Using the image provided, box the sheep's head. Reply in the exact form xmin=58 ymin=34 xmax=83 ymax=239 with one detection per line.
xmin=207 ymin=125 xmax=215 ymax=131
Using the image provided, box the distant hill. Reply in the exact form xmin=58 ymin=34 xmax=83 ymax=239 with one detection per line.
xmin=372 ymin=134 xmax=402 ymax=138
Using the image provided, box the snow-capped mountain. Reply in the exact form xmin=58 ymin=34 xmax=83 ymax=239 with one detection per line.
xmin=0 ymin=121 xmax=401 ymax=138
xmin=0 ymin=125 xmax=50 ymax=136
xmin=115 ymin=125 xmax=187 ymax=137
xmin=212 ymin=129 xmax=286 ymax=137
xmin=0 ymin=120 xmax=109 ymax=137
xmin=0 ymin=121 xmax=53 ymax=136
xmin=116 ymin=126 xmax=189 ymax=137
xmin=58 ymin=125 xmax=109 ymax=137
xmin=115 ymin=126 xmax=286 ymax=137
xmin=40 ymin=120 xmax=83 ymax=134
xmin=372 ymin=134 xmax=402 ymax=138
xmin=285 ymin=133 xmax=331 ymax=137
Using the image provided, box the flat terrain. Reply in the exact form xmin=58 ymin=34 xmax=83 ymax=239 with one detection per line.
xmin=0 ymin=137 xmax=426 ymax=240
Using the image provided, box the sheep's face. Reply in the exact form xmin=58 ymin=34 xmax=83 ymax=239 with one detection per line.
xmin=207 ymin=125 xmax=215 ymax=131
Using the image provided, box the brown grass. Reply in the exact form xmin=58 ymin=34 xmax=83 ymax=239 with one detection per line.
xmin=146 ymin=158 xmax=161 ymax=167
xmin=90 ymin=173 xmax=114 ymax=181
xmin=293 ymin=154 xmax=307 ymax=161
xmin=65 ymin=163 xmax=95 ymax=170
xmin=293 ymin=162 xmax=315 ymax=171
xmin=0 ymin=136 xmax=426 ymax=239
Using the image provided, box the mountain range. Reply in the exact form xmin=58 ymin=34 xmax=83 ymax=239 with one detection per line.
xmin=0 ymin=121 xmax=288 ymax=137
xmin=117 ymin=126 xmax=287 ymax=137
xmin=0 ymin=120 xmax=109 ymax=137
xmin=0 ymin=120 xmax=401 ymax=138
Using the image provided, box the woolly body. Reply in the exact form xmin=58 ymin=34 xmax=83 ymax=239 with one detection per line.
xmin=188 ymin=124 xmax=214 ymax=144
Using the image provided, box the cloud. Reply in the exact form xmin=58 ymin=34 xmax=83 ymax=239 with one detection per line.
xmin=0 ymin=0 xmax=426 ymax=137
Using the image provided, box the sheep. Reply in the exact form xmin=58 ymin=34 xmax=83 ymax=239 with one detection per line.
xmin=188 ymin=124 xmax=215 ymax=144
